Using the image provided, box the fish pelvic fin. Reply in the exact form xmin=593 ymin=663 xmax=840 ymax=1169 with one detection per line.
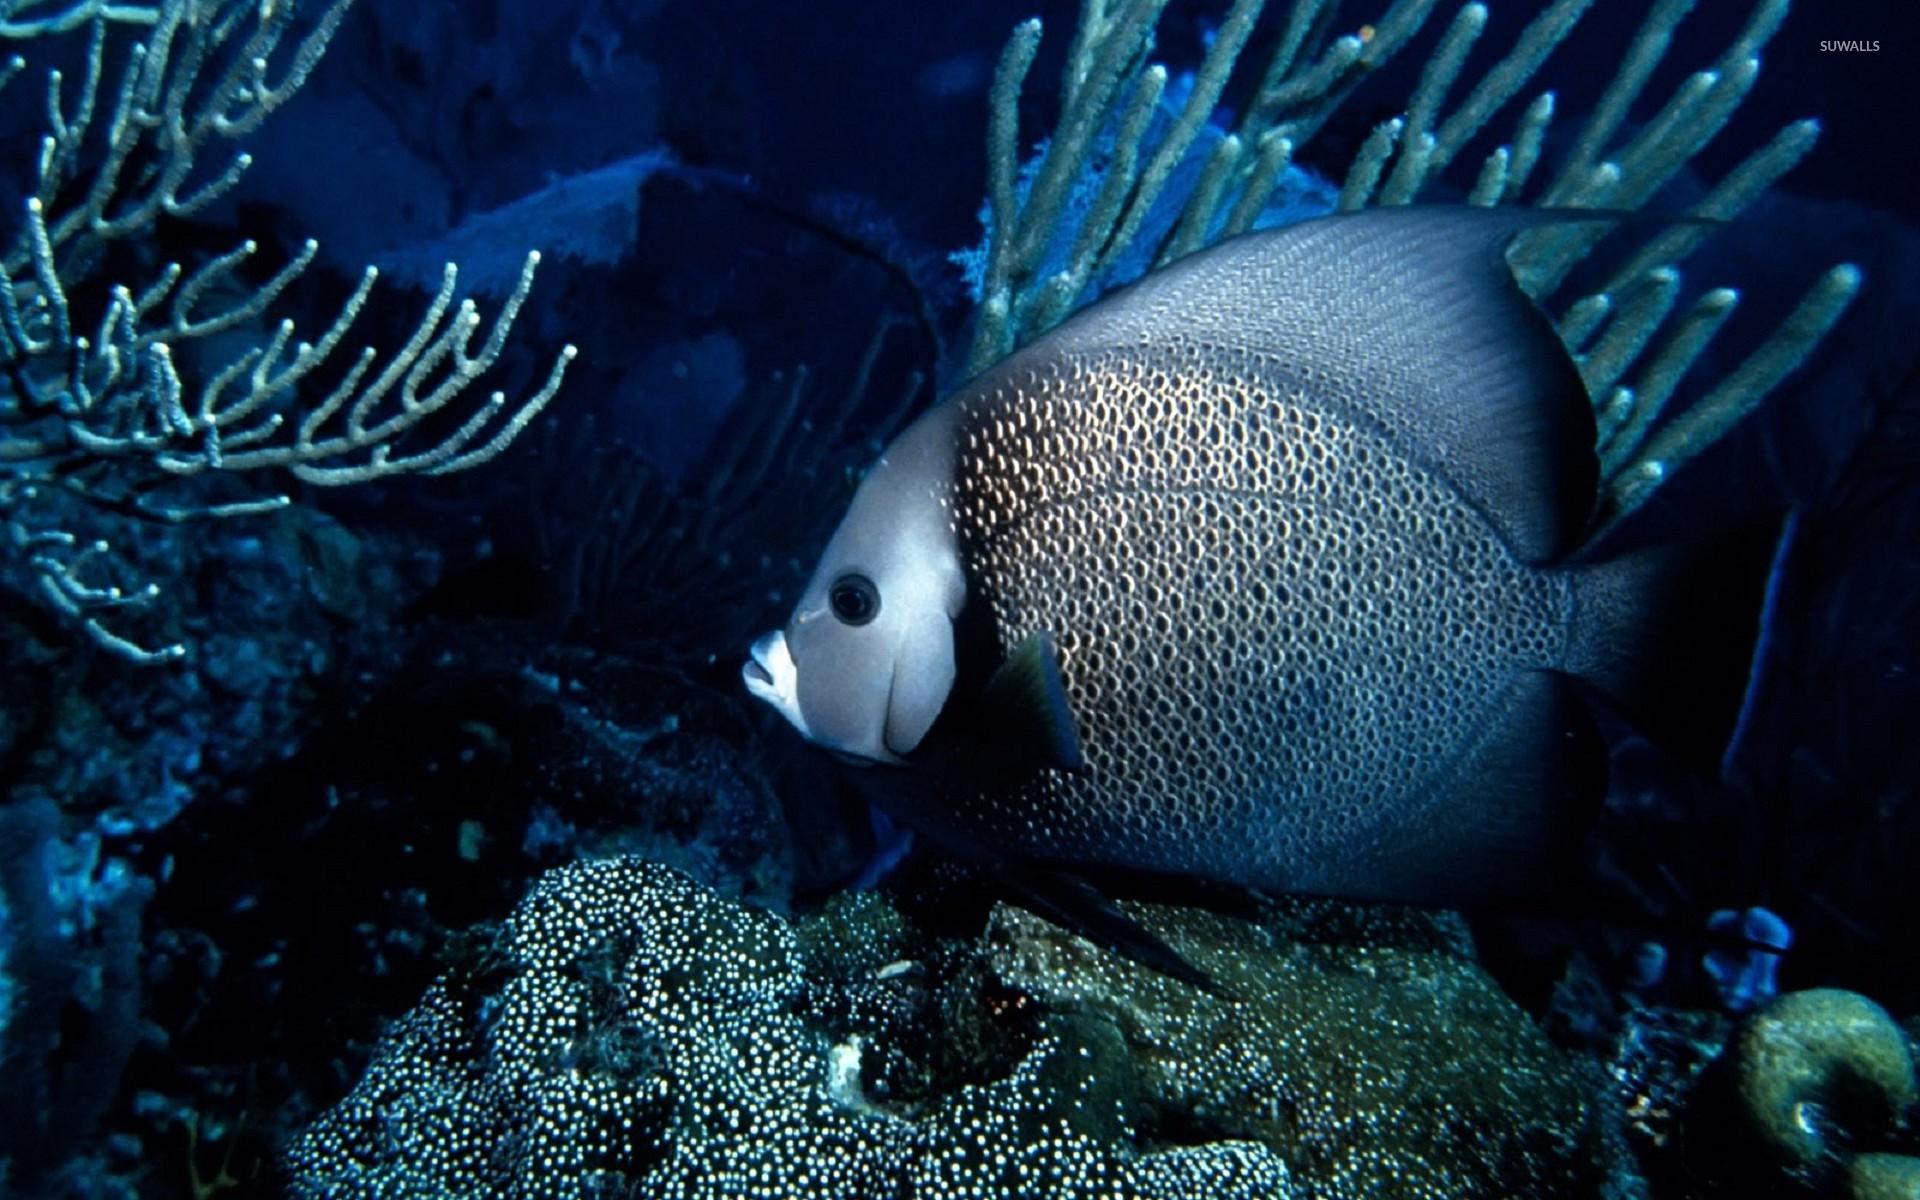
xmin=1001 ymin=868 xmax=1222 ymax=994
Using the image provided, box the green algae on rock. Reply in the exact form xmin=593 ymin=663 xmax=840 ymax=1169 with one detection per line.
xmin=1850 ymin=1151 xmax=1920 ymax=1200
xmin=1730 ymin=988 xmax=1918 ymax=1184
xmin=983 ymin=896 xmax=1604 ymax=1200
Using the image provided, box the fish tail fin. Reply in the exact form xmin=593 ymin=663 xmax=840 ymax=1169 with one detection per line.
xmin=1562 ymin=519 xmax=1781 ymax=770
xmin=1560 ymin=539 xmax=1683 ymax=705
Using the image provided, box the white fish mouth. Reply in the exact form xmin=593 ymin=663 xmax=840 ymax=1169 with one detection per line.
xmin=742 ymin=646 xmax=776 ymax=691
xmin=743 ymin=629 xmax=812 ymax=739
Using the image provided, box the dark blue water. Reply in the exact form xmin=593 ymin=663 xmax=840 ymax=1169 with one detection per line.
xmin=0 ymin=1 xmax=1913 ymax=1196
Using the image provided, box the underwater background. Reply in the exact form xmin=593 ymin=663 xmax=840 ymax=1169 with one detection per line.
xmin=0 ymin=0 xmax=1916 ymax=1196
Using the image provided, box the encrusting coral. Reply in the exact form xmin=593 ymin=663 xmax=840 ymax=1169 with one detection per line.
xmin=982 ymin=896 xmax=1602 ymax=1199
xmin=289 ymin=856 xmax=1610 ymax=1198
xmin=1721 ymin=988 xmax=1920 ymax=1196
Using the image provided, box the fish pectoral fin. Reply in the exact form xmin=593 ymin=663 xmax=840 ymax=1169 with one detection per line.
xmin=1003 ymin=868 xmax=1222 ymax=995
xmin=981 ymin=632 xmax=1087 ymax=773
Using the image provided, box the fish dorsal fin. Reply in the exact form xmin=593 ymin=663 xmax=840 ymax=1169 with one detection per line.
xmin=1046 ymin=206 xmax=1602 ymax=563
xmin=981 ymin=632 xmax=1086 ymax=772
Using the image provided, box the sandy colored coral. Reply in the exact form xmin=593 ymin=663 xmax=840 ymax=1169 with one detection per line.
xmin=1732 ymin=988 xmax=1917 ymax=1174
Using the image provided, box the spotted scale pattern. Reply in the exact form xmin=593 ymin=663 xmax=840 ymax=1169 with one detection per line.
xmin=947 ymin=336 xmax=1572 ymax=892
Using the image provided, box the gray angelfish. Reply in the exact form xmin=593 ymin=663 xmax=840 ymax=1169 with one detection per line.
xmin=745 ymin=205 xmax=1678 ymax=909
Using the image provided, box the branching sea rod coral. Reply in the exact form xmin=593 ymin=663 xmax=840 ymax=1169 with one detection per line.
xmin=0 ymin=0 xmax=159 ymax=39
xmin=0 ymin=0 xmax=572 ymax=663
xmin=965 ymin=0 xmax=1857 ymax=529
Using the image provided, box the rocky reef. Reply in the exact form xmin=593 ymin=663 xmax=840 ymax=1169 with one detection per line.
xmin=288 ymin=855 xmax=1606 ymax=1199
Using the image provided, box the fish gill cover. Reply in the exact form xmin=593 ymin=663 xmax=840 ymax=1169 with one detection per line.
xmin=0 ymin=0 xmax=1912 ymax=1198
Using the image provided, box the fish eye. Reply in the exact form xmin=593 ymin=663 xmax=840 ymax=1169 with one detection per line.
xmin=829 ymin=573 xmax=881 ymax=626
